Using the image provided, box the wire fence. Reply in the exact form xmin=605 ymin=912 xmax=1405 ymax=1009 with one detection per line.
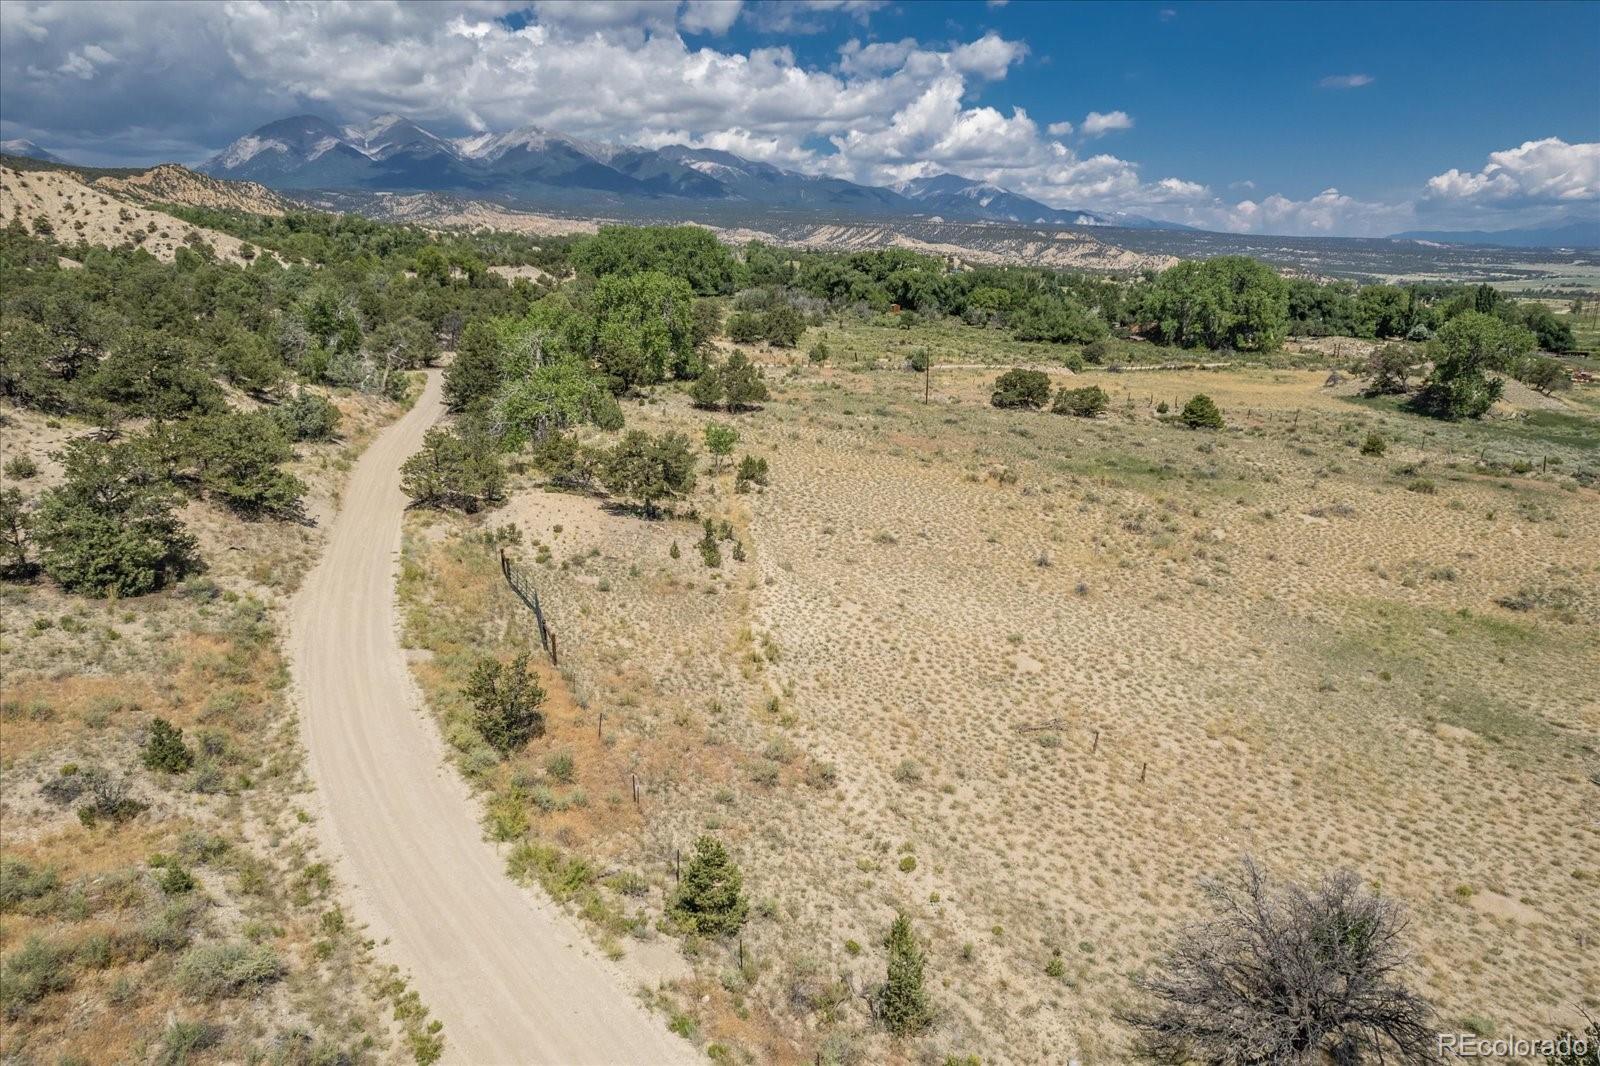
xmin=499 ymin=547 xmax=558 ymax=664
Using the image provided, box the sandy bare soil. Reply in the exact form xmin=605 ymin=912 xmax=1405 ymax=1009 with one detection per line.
xmin=288 ymin=372 xmax=694 ymax=1065
xmin=429 ymin=362 xmax=1598 ymax=1061
xmin=0 ymin=165 xmax=268 ymax=265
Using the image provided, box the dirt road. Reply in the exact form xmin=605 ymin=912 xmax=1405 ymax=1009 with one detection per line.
xmin=289 ymin=372 xmax=694 ymax=1065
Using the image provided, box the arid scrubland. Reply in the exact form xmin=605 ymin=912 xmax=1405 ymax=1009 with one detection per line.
xmin=400 ymin=349 xmax=1600 ymax=1062
xmin=1 ymin=387 xmax=442 ymax=1064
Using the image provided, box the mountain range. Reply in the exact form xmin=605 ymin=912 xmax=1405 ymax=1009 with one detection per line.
xmin=196 ymin=113 xmax=1187 ymax=230
xmin=1389 ymin=219 xmax=1600 ymax=250
xmin=0 ymin=139 xmax=66 ymax=164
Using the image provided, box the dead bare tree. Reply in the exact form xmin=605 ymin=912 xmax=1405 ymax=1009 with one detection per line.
xmin=1127 ymin=856 xmax=1436 ymax=1065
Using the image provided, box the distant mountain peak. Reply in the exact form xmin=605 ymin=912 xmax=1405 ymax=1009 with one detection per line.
xmin=198 ymin=111 xmax=1193 ymax=231
xmin=1 ymin=138 xmax=67 ymax=164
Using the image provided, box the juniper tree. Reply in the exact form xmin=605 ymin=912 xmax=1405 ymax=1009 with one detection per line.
xmin=877 ymin=913 xmax=932 ymax=1037
xmin=1179 ymin=393 xmax=1224 ymax=429
xmin=142 ymin=718 xmax=195 ymax=774
xmin=668 ymin=835 xmax=747 ymax=937
xmin=464 ymin=652 xmax=546 ymax=757
xmin=990 ymin=368 xmax=1051 ymax=410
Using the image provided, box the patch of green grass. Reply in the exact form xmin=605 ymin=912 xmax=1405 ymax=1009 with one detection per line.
xmin=1341 ymin=393 xmax=1600 ymax=457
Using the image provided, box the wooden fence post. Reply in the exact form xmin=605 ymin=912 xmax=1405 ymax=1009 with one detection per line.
xmin=1091 ymin=729 xmax=1099 ymax=754
xmin=549 ymin=629 xmax=558 ymax=666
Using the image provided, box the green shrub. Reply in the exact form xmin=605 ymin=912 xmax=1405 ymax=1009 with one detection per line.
xmin=876 ymin=914 xmax=932 ymax=1036
xmin=1051 ymin=384 xmax=1108 ymax=418
xmin=0 ymin=858 xmax=59 ymax=913
xmin=545 ymin=750 xmax=575 ymax=784
xmin=668 ymin=835 xmax=748 ymax=937
xmin=1360 ymin=431 xmax=1387 ymax=456
xmin=1179 ymin=394 xmax=1224 ymax=429
xmin=142 ymin=717 xmax=195 ymax=774
xmin=0 ymin=936 xmax=72 ymax=1019
xmin=990 ymin=368 xmax=1051 ymax=410
xmin=3 ymin=454 xmax=38 ymax=480
xmin=154 ymin=1019 xmax=222 ymax=1066
xmin=465 ymin=652 xmax=546 ymax=757
xmin=175 ymin=941 xmax=283 ymax=999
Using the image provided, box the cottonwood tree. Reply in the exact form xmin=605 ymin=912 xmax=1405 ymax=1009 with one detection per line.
xmin=465 ymin=652 xmax=546 ymax=757
xmin=1129 ymin=857 xmax=1436 ymax=1065
xmin=668 ymin=835 xmax=748 ymax=936
xmin=703 ymin=423 xmax=738 ymax=470
xmin=1412 ymin=310 xmax=1534 ymax=420
xmin=1519 ymin=355 xmax=1572 ymax=396
xmin=1363 ymin=343 xmax=1415 ymax=396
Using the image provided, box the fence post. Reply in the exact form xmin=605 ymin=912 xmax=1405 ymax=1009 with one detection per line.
xmin=1140 ymin=761 xmax=1147 ymax=783
xmin=549 ymin=629 xmax=558 ymax=666
xmin=1091 ymin=729 xmax=1099 ymax=754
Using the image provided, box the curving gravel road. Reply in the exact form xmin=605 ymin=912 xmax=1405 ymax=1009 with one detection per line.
xmin=289 ymin=371 xmax=695 ymax=1065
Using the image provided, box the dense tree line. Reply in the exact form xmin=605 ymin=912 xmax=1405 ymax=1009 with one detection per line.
xmin=0 ymin=212 xmax=541 ymax=595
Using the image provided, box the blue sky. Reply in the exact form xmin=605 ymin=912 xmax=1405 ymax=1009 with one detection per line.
xmin=2 ymin=0 xmax=1596 ymax=236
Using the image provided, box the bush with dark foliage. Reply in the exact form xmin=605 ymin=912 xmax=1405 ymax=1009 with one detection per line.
xmin=990 ymin=368 xmax=1051 ymax=410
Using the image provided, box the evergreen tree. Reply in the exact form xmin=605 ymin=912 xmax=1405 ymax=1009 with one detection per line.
xmin=142 ymin=717 xmax=195 ymax=773
xmin=1179 ymin=394 xmax=1225 ymax=429
xmin=600 ymin=431 xmax=697 ymax=516
xmin=877 ymin=913 xmax=933 ymax=1036
xmin=465 ymin=652 xmax=546 ymax=757
xmin=32 ymin=439 xmax=196 ymax=596
xmin=0 ymin=487 xmax=34 ymax=579
xmin=668 ymin=835 xmax=748 ymax=936
xmin=990 ymin=368 xmax=1051 ymax=410
xmin=400 ymin=424 xmax=506 ymax=512
xmin=443 ymin=319 xmax=505 ymax=413
xmin=720 ymin=351 xmax=769 ymax=410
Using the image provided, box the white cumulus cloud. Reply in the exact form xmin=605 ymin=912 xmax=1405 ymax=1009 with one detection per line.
xmin=1424 ymin=137 xmax=1599 ymax=205
xmin=1080 ymin=110 xmax=1133 ymax=136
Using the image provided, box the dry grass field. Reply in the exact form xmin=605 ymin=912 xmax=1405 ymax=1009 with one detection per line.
xmin=401 ymin=346 xmax=1600 ymax=1062
xmin=0 ymin=385 xmax=443 ymax=1064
